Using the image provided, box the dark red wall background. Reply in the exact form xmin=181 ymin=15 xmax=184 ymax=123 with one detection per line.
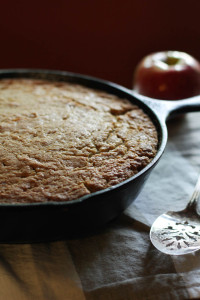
xmin=0 ymin=0 xmax=200 ymax=88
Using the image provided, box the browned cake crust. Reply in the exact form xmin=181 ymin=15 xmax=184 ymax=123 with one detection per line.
xmin=0 ymin=79 xmax=158 ymax=203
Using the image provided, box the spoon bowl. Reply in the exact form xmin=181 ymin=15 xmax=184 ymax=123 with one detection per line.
xmin=150 ymin=173 xmax=200 ymax=255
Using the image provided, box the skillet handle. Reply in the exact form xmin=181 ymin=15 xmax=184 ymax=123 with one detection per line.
xmin=132 ymin=91 xmax=200 ymax=122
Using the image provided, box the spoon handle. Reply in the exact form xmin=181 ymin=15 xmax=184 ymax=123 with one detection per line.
xmin=186 ymin=173 xmax=200 ymax=212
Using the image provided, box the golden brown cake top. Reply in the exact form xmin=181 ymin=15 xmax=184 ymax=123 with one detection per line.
xmin=0 ymin=79 xmax=158 ymax=203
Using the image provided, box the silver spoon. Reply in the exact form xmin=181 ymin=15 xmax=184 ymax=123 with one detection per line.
xmin=150 ymin=173 xmax=200 ymax=255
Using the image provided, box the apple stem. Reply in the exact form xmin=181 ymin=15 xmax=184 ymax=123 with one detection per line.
xmin=164 ymin=56 xmax=180 ymax=66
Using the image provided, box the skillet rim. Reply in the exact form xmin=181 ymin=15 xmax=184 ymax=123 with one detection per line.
xmin=0 ymin=68 xmax=168 ymax=209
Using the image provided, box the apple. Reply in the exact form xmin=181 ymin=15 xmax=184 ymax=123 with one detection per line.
xmin=133 ymin=51 xmax=200 ymax=100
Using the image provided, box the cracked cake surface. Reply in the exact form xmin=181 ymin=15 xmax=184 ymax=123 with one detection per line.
xmin=0 ymin=78 xmax=158 ymax=203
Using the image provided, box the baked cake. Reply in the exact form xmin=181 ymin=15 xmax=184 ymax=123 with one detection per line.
xmin=0 ymin=79 xmax=158 ymax=203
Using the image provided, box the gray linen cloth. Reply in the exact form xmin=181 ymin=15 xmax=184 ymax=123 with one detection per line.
xmin=0 ymin=112 xmax=199 ymax=300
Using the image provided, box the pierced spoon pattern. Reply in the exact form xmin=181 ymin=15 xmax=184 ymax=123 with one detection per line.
xmin=150 ymin=173 xmax=200 ymax=255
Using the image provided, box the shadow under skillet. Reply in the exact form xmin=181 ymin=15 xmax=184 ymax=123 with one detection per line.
xmin=0 ymin=201 xmax=151 ymax=244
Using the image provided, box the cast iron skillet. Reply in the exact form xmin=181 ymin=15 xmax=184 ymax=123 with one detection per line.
xmin=1 ymin=69 xmax=200 ymax=243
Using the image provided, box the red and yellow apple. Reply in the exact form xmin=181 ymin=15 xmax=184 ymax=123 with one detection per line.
xmin=133 ymin=51 xmax=200 ymax=100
